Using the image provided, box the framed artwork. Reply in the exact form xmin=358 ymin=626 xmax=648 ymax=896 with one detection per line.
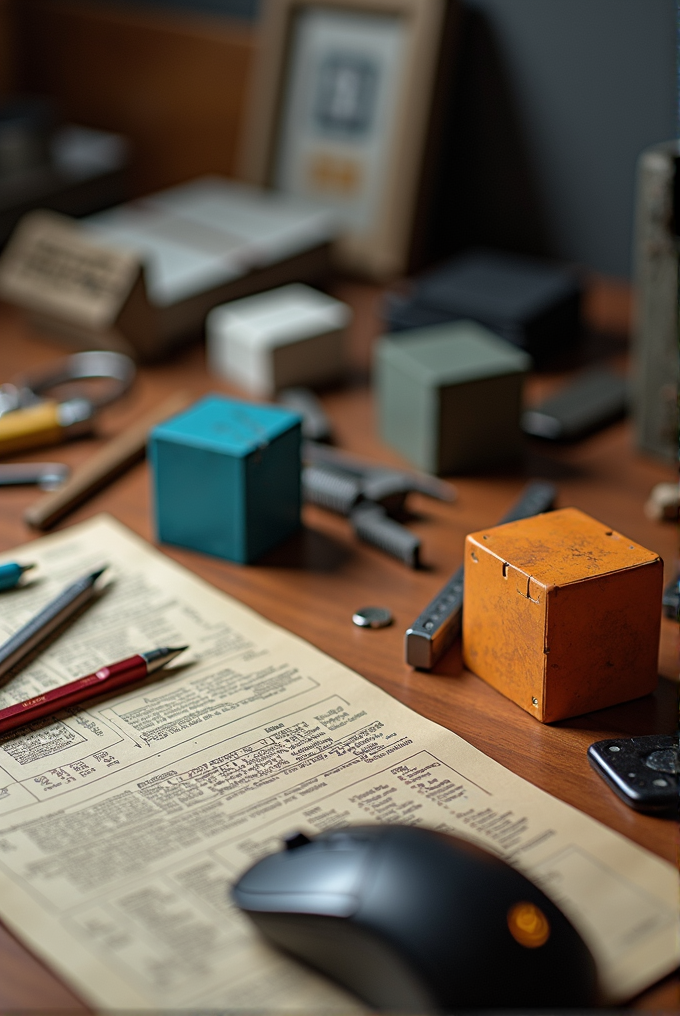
xmin=239 ymin=0 xmax=458 ymax=278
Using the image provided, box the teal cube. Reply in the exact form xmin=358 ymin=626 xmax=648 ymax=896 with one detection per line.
xmin=149 ymin=395 xmax=301 ymax=563
xmin=376 ymin=321 xmax=532 ymax=475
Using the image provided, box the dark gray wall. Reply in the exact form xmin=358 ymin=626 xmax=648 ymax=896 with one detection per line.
xmin=464 ymin=0 xmax=677 ymax=277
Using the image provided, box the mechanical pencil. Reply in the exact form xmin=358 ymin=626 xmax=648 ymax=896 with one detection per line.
xmin=0 ymin=646 xmax=188 ymax=735
xmin=0 ymin=566 xmax=109 ymax=680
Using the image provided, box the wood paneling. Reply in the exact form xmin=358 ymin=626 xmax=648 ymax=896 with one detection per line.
xmin=15 ymin=0 xmax=256 ymax=195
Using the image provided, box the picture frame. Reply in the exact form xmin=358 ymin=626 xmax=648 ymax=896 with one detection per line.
xmin=238 ymin=0 xmax=459 ymax=279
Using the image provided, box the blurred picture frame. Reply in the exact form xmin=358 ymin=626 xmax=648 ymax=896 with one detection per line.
xmin=239 ymin=0 xmax=458 ymax=279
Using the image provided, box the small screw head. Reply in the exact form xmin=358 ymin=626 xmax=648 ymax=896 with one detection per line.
xmin=531 ymin=697 xmax=538 ymax=706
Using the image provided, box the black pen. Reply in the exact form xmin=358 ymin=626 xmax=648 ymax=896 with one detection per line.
xmin=0 ymin=566 xmax=109 ymax=679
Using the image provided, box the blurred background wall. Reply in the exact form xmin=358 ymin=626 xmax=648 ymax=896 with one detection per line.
xmin=10 ymin=0 xmax=256 ymax=194
xmin=2 ymin=0 xmax=676 ymax=278
xmin=461 ymin=0 xmax=676 ymax=277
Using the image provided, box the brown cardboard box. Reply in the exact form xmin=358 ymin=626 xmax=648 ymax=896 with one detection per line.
xmin=462 ymin=507 xmax=663 ymax=722
xmin=0 ymin=181 xmax=336 ymax=361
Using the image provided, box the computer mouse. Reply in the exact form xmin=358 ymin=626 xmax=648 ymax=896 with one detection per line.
xmin=232 ymin=825 xmax=598 ymax=1012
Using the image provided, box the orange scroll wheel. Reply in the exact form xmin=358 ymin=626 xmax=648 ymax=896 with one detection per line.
xmin=507 ymin=901 xmax=551 ymax=948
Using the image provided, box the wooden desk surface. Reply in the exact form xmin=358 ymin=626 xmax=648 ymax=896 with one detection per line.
xmin=0 ymin=287 xmax=677 ymax=1012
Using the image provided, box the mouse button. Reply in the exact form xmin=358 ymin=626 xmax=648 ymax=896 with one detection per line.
xmin=234 ymin=848 xmax=369 ymax=907
xmin=253 ymin=911 xmax=438 ymax=1013
xmin=354 ymin=831 xmax=515 ymax=974
xmin=349 ymin=834 xmax=455 ymax=958
xmin=235 ymin=888 xmax=358 ymax=918
xmin=314 ymin=836 xmax=357 ymax=852
xmin=322 ymin=832 xmax=369 ymax=848
xmin=318 ymin=828 xmax=378 ymax=852
xmin=357 ymin=827 xmax=461 ymax=909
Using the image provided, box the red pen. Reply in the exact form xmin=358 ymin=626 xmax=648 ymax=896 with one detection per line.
xmin=0 ymin=646 xmax=188 ymax=736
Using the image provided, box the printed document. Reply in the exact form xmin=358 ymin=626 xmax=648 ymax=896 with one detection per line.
xmin=0 ymin=516 xmax=676 ymax=1009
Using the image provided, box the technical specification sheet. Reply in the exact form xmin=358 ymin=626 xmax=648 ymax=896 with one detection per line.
xmin=0 ymin=516 xmax=676 ymax=1009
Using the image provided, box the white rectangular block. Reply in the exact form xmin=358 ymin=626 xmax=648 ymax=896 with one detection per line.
xmin=206 ymin=283 xmax=351 ymax=396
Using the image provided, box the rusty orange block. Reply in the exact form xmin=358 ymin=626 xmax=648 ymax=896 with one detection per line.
xmin=462 ymin=507 xmax=663 ymax=722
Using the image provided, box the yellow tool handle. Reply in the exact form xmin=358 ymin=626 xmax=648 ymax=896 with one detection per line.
xmin=0 ymin=402 xmax=64 ymax=457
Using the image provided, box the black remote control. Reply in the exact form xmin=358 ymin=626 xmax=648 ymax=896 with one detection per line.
xmin=404 ymin=481 xmax=557 ymax=669
xmin=588 ymin=735 xmax=678 ymax=817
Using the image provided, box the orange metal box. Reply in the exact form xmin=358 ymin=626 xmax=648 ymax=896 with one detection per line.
xmin=462 ymin=507 xmax=663 ymax=722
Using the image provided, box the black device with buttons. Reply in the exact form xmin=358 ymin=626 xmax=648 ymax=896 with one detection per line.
xmin=587 ymin=735 xmax=677 ymax=818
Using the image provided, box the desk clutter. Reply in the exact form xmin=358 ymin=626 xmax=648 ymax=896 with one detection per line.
xmin=150 ymin=395 xmax=302 ymax=564
xmin=207 ymin=284 xmax=351 ymax=396
xmin=0 ymin=349 xmax=135 ymax=456
xmin=0 ymin=347 xmax=675 ymax=1014
xmin=384 ymin=249 xmax=583 ymax=361
xmin=0 ymin=515 xmax=675 ymax=1012
xmin=376 ymin=321 xmax=531 ymax=474
xmin=0 ymin=0 xmax=676 ymax=1001
xmin=0 ymin=336 xmax=669 ymax=715
xmin=0 ymin=178 xmax=339 ymax=360
xmin=463 ymin=508 xmax=663 ymax=722
xmin=0 ymin=193 xmax=675 ymax=1015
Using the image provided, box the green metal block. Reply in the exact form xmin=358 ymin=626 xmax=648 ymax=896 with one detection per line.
xmin=375 ymin=321 xmax=532 ymax=475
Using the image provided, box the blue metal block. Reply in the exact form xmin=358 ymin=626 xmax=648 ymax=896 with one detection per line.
xmin=149 ymin=394 xmax=301 ymax=563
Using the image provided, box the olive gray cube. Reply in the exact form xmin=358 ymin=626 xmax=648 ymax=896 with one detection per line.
xmin=376 ymin=321 xmax=531 ymax=475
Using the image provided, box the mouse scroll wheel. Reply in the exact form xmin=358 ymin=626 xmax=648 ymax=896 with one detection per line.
xmin=507 ymin=902 xmax=551 ymax=948
xmin=283 ymin=832 xmax=312 ymax=851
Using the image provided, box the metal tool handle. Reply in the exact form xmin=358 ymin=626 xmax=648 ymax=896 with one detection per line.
xmin=0 ymin=463 xmax=69 ymax=489
xmin=405 ymin=481 xmax=557 ymax=669
xmin=499 ymin=480 xmax=559 ymax=523
xmin=351 ymin=503 xmax=421 ymax=568
xmin=17 ymin=351 xmax=136 ymax=409
xmin=302 ymin=466 xmax=362 ymax=516
xmin=304 ymin=441 xmax=454 ymax=503
xmin=0 ymin=401 xmax=64 ymax=456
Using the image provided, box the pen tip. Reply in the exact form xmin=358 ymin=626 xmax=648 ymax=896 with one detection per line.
xmin=21 ymin=563 xmax=36 ymax=573
xmin=142 ymin=645 xmax=189 ymax=673
xmin=90 ymin=566 xmax=109 ymax=581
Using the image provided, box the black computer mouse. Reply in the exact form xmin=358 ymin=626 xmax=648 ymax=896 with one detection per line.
xmin=232 ymin=825 xmax=598 ymax=1012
